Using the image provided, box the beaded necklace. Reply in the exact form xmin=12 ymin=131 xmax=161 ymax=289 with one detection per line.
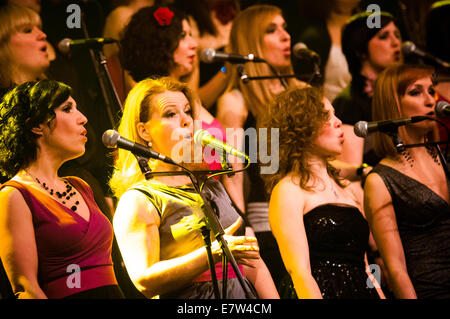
xmin=26 ymin=171 xmax=80 ymax=211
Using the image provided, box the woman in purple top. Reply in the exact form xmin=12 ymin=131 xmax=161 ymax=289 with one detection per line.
xmin=0 ymin=80 xmax=124 ymax=299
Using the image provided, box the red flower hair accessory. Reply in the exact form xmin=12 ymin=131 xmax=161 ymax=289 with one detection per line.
xmin=154 ymin=7 xmax=174 ymax=26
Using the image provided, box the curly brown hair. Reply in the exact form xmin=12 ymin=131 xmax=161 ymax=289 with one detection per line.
xmin=259 ymin=86 xmax=344 ymax=193
xmin=120 ymin=5 xmax=188 ymax=82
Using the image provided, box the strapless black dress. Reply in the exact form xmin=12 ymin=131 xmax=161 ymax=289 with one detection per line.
xmin=279 ymin=204 xmax=379 ymax=299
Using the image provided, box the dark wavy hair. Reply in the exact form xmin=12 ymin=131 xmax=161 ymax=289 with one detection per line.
xmin=260 ymin=86 xmax=344 ymax=193
xmin=0 ymin=79 xmax=71 ymax=178
xmin=120 ymin=5 xmax=188 ymax=82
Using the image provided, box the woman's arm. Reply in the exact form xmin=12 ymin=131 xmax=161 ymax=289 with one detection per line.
xmin=198 ymin=70 xmax=230 ymax=109
xmin=0 ymin=187 xmax=47 ymax=299
xmin=241 ymin=226 xmax=279 ymax=299
xmin=113 ymin=189 xmax=259 ymax=298
xmin=216 ymin=90 xmax=248 ymax=213
xmin=364 ymin=173 xmax=417 ymax=299
xmin=269 ymin=179 xmax=323 ymax=299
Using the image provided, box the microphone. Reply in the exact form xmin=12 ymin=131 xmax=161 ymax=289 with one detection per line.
xmin=402 ymin=41 xmax=450 ymax=69
xmin=200 ymin=48 xmax=265 ymax=64
xmin=436 ymin=101 xmax=450 ymax=117
xmin=102 ymin=130 xmax=177 ymax=165
xmin=58 ymin=37 xmax=117 ymax=54
xmin=194 ymin=129 xmax=249 ymax=160
xmin=354 ymin=116 xmax=429 ymax=138
xmin=292 ymin=42 xmax=321 ymax=65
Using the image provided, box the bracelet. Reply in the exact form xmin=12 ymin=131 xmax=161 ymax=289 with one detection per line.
xmin=356 ymin=163 xmax=369 ymax=177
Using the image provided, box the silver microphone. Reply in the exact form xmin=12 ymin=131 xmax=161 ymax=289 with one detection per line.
xmin=58 ymin=37 xmax=117 ymax=54
xmin=102 ymin=129 xmax=176 ymax=164
xmin=354 ymin=116 xmax=429 ymax=138
xmin=200 ymin=48 xmax=265 ymax=64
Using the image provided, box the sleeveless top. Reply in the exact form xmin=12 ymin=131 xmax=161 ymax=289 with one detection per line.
xmin=370 ymin=164 xmax=450 ymax=298
xmin=0 ymin=177 xmax=117 ymax=298
xmin=280 ymin=204 xmax=379 ymax=299
xmin=130 ymin=178 xmax=257 ymax=299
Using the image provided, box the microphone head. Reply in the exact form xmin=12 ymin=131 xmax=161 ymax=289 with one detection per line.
xmin=58 ymin=38 xmax=72 ymax=54
xmin=292 ymin=42 xmax=308 ymax=54
xmin=193 ymin=129 xmax=211 ymax=146
xmin=102 ymin=129 xmax=120 ymax=148
xmin=200 ymin=48 xmax=216 ymax=63
xmin=401 ymin=41 xmax=416 ymax=56
xmin=354 ymin=121 xmax=369 ymax=138
xmin=436 ymin=100 xmax=450 ymax=117
xmin=292 ymin=42 xmax=308 ymax=57
xmin=292 ymin=42 xmax=321 ymax=64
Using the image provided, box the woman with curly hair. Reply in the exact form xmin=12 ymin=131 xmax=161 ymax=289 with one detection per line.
xmin=0 ymin=80 xmax=123 ymax=299
xmin=216 ymin=4 xmax=307 ymax=290
xmin=262 ymin=86 xmax=383 ymax=299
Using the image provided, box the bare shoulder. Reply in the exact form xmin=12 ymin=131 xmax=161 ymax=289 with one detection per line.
xmin=0 ymin=186 xmax=28 ymax=212
xmin=364 ymin=170 xmax=387 ymax=192
xmin=217 ymin=89 xmax=248 ymax=127
xmin=270 ymin=175 xmax=306 ymax=211
xmin=0 ymin=186 xmax=32 ymax=229
xmin=363 ymin=171 xmax=392 ymax=213
xmin=114 ymin=189 xmax=160 ymax=228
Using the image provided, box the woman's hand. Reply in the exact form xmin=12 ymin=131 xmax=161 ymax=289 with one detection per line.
xmin=211 ymin=235 xmax=260 ymax=267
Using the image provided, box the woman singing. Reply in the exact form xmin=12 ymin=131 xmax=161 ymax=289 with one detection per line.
xmin=109 ymin=76 xmax=278 ymax=299
xmin=0 ymin=80 xmax=123 ymax=299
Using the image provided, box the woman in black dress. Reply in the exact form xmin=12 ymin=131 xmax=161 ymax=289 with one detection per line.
xmin=364 ymin=64 xmax=450 ymax=299
xmin=262 ymin=86 xmax=383 ymax=299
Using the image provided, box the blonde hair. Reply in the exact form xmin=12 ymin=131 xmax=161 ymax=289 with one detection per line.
xmin=0 ymin=4 xmax=42 ymax=87
xmin=372 ymin=64 xmax=435 ymax=158
xmin=225 ymin=5 xmax=297 ymax=117
xmin=109 ymin=76 xmax=198 ymax=198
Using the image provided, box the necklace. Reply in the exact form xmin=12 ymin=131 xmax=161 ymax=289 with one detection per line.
xmin=27 ymin=171 xmax=80 ymax=211
xmin=402 ymin=146 xmax=441 ymax=168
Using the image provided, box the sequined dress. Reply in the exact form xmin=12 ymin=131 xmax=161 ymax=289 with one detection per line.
xmin=280 ymin=204 xmax=379 ymax=299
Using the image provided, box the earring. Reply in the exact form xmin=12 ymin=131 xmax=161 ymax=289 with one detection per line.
xmin=148 ymin=141 xmax=152 ymax=148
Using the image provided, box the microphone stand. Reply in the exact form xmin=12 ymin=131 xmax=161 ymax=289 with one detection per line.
xmin=134 ymin=154 xmax=254 ymax=299
xmin=238 ymin=65 xmax=322 ymax=86
xmin=237 ymin=62 xmax=289 ymax=89
xmin=80 ymin=10 xmax=122 ymax=128
xmin=389 ymin=131 xmax=450 ymax=179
